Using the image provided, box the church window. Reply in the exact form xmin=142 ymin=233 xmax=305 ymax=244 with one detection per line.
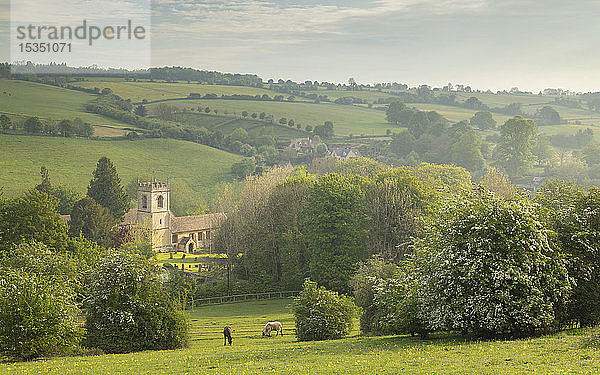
xmin=157 ymin=195 xmax=164 ymax=208
xmin=141 ymin=195 xmax=147 ymax=209
xmin=206 ymin=230 xmax=211 ymax=240
xmin=172 ymin=234 xmax=177 ymax=243
xmin=198 ymin=232 xmax=203 ymax=240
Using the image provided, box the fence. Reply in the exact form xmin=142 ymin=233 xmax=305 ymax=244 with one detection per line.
xmin=187 ymin=290 xmax=299 ymax=308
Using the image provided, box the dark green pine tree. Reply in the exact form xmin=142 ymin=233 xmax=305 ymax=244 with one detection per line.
xmin=87 ymin=157 xmax=129 ymax=221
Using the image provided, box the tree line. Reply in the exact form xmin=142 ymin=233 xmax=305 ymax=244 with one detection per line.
xmin=213 ymin=157 xmax=600 ymax=339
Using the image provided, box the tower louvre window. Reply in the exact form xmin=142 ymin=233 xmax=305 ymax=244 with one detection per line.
xmin=141 ymin=195 xmax=147 ymax=209
xmin=157 ymin=195 xmax=164 ymax=209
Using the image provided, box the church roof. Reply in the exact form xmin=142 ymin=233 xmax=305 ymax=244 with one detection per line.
xmin=171 ymin=212 xmax=226 ymax=233
xmin=120 ymin=209 xmax=226 ymax=233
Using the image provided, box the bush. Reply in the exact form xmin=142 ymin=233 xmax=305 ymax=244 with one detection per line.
xmin=416 ymin=189 xmax=571 ymax=337
xmin=293 ymin=279 xmax=358 ymax=341
xmin=372 ymin=264 xmax=424 ymax=336
xmin=0 ymin=268 xmax=81 ymax=361
xmin=350 ymin=256 xmax=397 ymax=334
xmin=84 ymin=251 xmax=189 ymax=353
xmin=351 ymin=258 xmax=424 ymax=336
xmin=536 ymin=182 xmax=600 ymax=327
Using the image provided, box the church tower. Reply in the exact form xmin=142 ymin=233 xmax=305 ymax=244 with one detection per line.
xmin=136 ymin=177 xmax=171 ymax=251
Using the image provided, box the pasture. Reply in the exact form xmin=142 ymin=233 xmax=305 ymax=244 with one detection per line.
xmin=0 ymin=79 xmax=131 ymax=129
xmin=0 ymin=135 xmax=241 ymax=214
xmin=174 ymin=112 xmax=307 ymax=143
xmin=71 ymin=80 xmax=285 ymax=103
xmin=149 ymin=99 xmax=391 ymax=137
xmin=2 ymin=299 xmax=600 ymax=374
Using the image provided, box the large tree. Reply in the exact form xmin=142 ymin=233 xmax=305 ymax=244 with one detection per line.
xmin=24 ymin=116 xmax=43 ymax=134
xmin=87 ymin=157 xmax=129 ymax=221
xmin=450 ymin=130 xmax=486 ymax=174
xmin=69 ymin=197 xmax=116 ymax=247
xmin=470 ymin=111 xmax=496 ymax=130
xmin=494 ymin=116 xmax=537 ymax=176
xmin=0 ymin=190 xmax=69 ymax=254
xmin=386 ymin=102 xmax=415 ymax=126
xmin=301 ymin=173 xmax=368 ymax=293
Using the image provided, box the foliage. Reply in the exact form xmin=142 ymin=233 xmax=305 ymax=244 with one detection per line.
xmin=535 ymin=106 xmax=562 ymax=125
xmin=293 ymin=279 xmax=358 ymax=341
xmin=350 ymin=256 xmax=398 ymax=333
xmin=231 ymin=158 xmax=256 ymax=179
xmin=494 ymin=116 xmax=537 ymax=176
xmin=84 ymin=251 xmax=189 ymax=353
xmin=69 ymin=197 xmax=116 ymax=247
xmin=351 ymin=257 xmax=424 ymax=336
xmin=536 ymin=181 xmax=600 ymax=327
xmin=301 ymin=173 xmax=369 ymax=293
xmin=470 ymin=111 xmax=496 ymax=130
xmin=0 ymin=189 xmax=69 ymax=255
xmin=416 ymin=189 xmax=571 ymax=337
xmin=87 ymin=156 xmax=129 ymax=221
xmin=0 ymin=267 xmax=81 ymax=361
xmin=479 ymin=167 xmax=519 ymax=200
xmin=450 ymin=130 xmax=486 ymax=174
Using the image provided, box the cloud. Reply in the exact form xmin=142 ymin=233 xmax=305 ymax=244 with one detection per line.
xmin=151 ymin=0 xmax=489 ymax=42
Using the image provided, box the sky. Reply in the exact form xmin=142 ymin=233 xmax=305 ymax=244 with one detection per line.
xmin=1 ymin=0 xmax=599 ymax=92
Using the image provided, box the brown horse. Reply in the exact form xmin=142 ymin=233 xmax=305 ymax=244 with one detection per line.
xmin=262 ymin=321 xmax=283 ymax=337
xmin=223 ymin=326 xmax=233 ymax=345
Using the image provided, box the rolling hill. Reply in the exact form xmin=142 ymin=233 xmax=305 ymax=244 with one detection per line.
xmin=0 ymin=135 xmax=242 ymax=214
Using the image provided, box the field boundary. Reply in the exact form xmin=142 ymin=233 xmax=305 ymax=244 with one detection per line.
xmin=188 ymin=290 xmax=299 ymax=307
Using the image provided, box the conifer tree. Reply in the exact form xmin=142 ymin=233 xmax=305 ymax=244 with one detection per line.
xmin=87 ymin=157 xmax=129 ymax=221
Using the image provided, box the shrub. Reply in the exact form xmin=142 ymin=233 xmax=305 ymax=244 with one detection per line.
xmin=416 ymin=189 xmax=571 ymax=337
xmin=372 ymin=264 xmax=424 ymax=336
xmin=0 ymin=268 xmax=81 ymax=361
xmin=293 ymin=279 xmax=358 ymax=341
xmin=351 ymin=258 xmax=425 ymax=336
xmin=84 ymin=251 xmax=189 ymax=353
xmin=536 ymin=182 xmax=600 ymax=327
xmin=350 ymin=256 xmax=397 ymax=334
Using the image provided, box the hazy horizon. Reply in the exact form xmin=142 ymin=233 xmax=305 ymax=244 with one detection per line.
xmin=1 ymin=0 xmax=599 ymax=93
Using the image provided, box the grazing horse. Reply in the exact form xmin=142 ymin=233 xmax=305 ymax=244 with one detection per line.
xmin=223 ymin=326 xmax=233 ymax=346
xmin=262 ymin=321 xmax=283 ymax=337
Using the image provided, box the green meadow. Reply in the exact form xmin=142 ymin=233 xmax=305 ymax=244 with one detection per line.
xmin=2 ymin=299 xmax=599 ymax=375
xmin=71 ymin=80 xmax=283 ymax=103
xmin=0 ymin=79 xmax=130 ymax=129
xmin=150 ymin=99 xmax=390 ymax=136
xmin=0 ymin=135 xmax=241 ymax=211
xmin=404 ymin=103 xmax=513 ymax=124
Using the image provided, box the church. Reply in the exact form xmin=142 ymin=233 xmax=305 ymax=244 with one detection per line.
xmin=121 ymin=178 xmax=226 ymax=253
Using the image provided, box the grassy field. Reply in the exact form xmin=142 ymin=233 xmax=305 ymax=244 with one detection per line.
xmin=0 ymin=135 xmax=242 ymax=211
xmin=71 ymin=80 xmax=284 ymax=103
xmin=2 ymin=299 xmax=600 ymax=374
xmin=0 ymin=79 xmax=131 ymax=129
xmin=150 ymin=100 xmax=390 ymax=137
xmin=402 ymin=103 xmax=513 ymax=124
xmin=174 ymin=112 xmax=307 ymax=143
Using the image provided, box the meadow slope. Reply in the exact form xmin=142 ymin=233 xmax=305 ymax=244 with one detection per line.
xmin=1 ymin=299 xmax=599 ymax=375
xmin=0 ymin=135 xmax=241 ymax=212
